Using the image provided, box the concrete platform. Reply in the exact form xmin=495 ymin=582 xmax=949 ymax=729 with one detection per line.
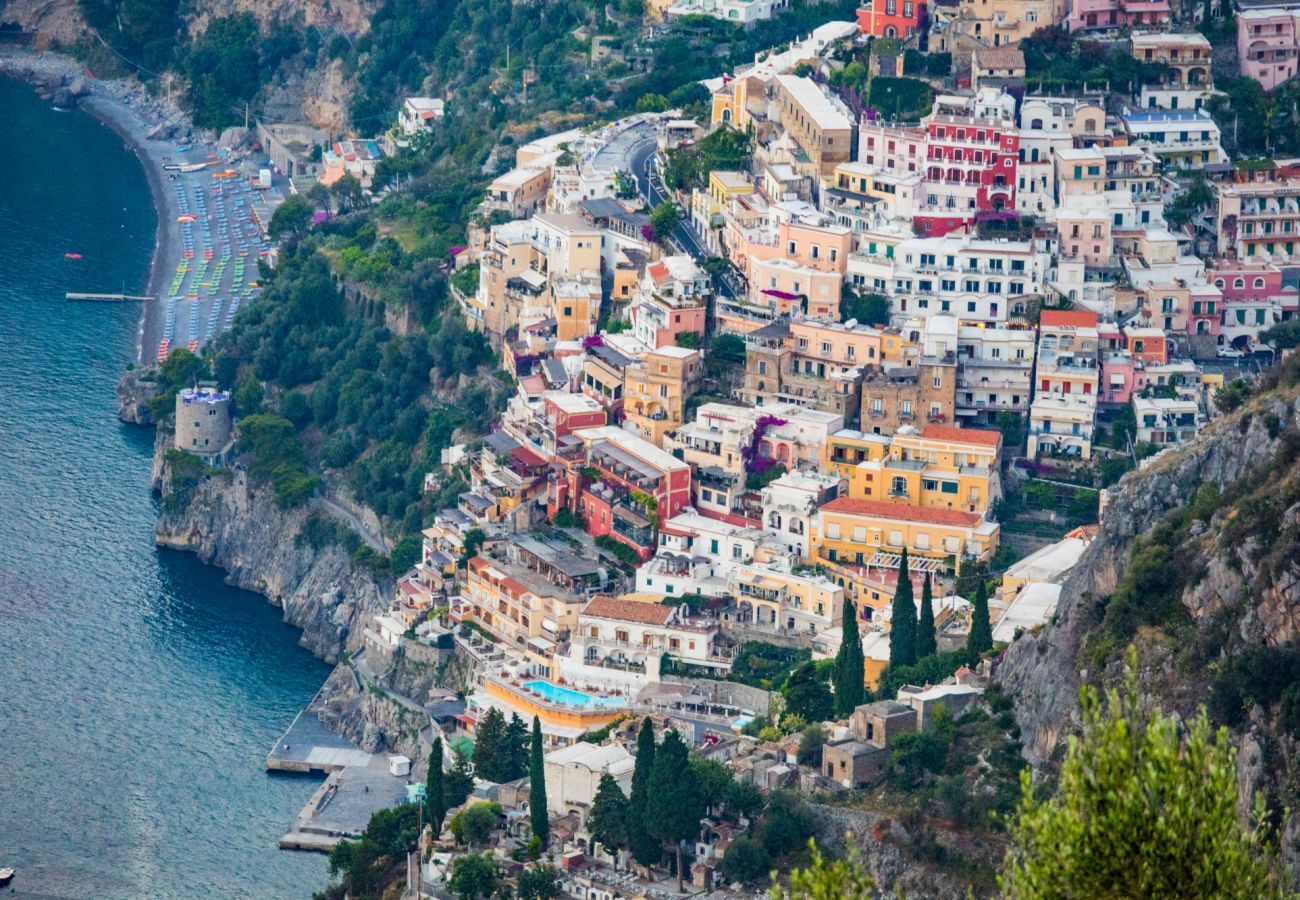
xmin=280 ymin=754 xmax=411 ymax=852
xmin=266 ymin=710 xmax=372 ymax=773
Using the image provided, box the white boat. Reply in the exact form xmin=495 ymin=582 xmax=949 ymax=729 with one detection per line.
xmin=0 ymin=868 xmax=14 ymax=886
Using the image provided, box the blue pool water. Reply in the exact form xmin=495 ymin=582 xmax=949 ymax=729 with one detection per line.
xmin=523 ymin=680 xmax=628 ymax=708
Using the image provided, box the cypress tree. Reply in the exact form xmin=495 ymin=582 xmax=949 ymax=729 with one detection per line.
xmin=889 ymin=549 xmax=917 ymax=670
xmin=529 ymin=716 xmax=549 ymax=847
xmin=832 ymin=597 xmax=865 ymax=716
xmin=967 ymin=578 xmax=993 ymax=656
xmin=645 ymin=729 xmax=701 ymax=893
xmin=426 ymin=737 xmax=447 ymax=835
xmin=628 ymin=717 xmax=660 ymax=867
xmin=915 ymin=573 xmax=937 ymax=661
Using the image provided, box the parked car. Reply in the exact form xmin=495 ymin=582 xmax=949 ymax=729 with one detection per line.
xmin=1216 ymin=346 xmax=1246 ymax=359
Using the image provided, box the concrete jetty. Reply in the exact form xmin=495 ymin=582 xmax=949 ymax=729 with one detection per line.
xmin=269 ymin=709 xmax=413 ymax=852
xmin=266 ymin=710 xmax=372 ymax=774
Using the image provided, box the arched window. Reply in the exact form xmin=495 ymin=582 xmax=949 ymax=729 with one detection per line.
xmin=1234 ymin=277 xmax=1246 ymax=289
xmin=1254 ymin=277 xmax=1266 ymax=288
xmin=1030 ymin=118 xmax=1043 ymax=130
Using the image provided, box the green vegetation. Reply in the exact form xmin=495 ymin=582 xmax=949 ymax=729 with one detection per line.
xmin=268 ymin=194 xmax=313 ymax=243
xmin=840 ymin=289 xmax=890 ymax=327
xmin=470 ymin=707 xmax=528 ymax=783
xmin=646 ymin=729 xmax=702 ymax=891
xmin=628 ymin=717 xmax=660 ymax=867
xmin=867 ymin=77 xmax=934 ymax=120
xmin=833 ymin=599 xmax=866 ymax=716
xmin=516 ymin=864 xmax=562 ymax=900
xmin=426 ymin=737 xmax=446 ymax=834
xmin=1208 ymin=78 xmax=1300 ymax=158
xmin=967 ymin=579 xmax=992 ymax=655
xmin=237 ymin=414 xmax=322 ymax=508
xmin=745 ymin=462 xmax=787 ymax=490
xmin=662 ymin=126 xmax=754 ymax=191
xmin=1001 ymin=651 xmax=1289 ymax=899
xmin=915 ymin=574 xmax=936 ymax=660
xmin=588 ymin=773 xmax=630 ymax=857
xmin=772 ymin=837 xmax=874 ymax=899
xmin=448 ymin=852 xmax=498 ymax=899
xmin=1021 ymin=26 xmax=1169 ymax=92
xmin=595 ymin=534 xmax=643 ymax=568
xmin=529 ymin=716 xmax=549 ymax=847
xmin=320 ymin=803 xmax=420 ymax=900
xmin=730 ymin=641 xmax=810 ymax=689
xmin=450 ymin=801 xmax=502 ymax=848
xmin=888 ymin=549 xmax=918 ymax=670
xmin=782 ymin=660 xmax=834 ymax=722
xmin=650 ymin=201 xmax=682 ymax=238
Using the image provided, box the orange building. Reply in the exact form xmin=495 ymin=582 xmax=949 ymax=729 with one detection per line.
xmin=856 ymin=0 xmax=926 ymax=38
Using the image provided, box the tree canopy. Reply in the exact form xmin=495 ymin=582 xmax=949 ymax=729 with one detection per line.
xmin=1001 ymin=651 xmax=1289 ymax=899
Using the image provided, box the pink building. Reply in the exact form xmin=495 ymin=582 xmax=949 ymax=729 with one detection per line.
xmin=1238 ymin=9 xmax=1300 ymax=92
xmin=1068 ymin=0 xmax=1169 ymax=31
xmin=1100 ymin=351 xmax=1138 ymax=406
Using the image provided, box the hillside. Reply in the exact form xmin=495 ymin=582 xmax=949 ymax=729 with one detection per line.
xmin=999 ymin=355 xmax=1300 ymax=881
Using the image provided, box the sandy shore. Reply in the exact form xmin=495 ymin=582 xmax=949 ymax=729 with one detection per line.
xmin=1 ymin=49 xmax=204 ymax=364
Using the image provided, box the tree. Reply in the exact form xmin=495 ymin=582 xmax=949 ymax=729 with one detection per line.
xmin=1000 ymin=650 xmax=1288 ymax=899
xmin=333 ymin=173 xmax=365 ymax=212
xmin=781 ymin=660 xmax=833 ymax=723
xmin=472 ymin=707 xmax=509 ymax=782
xmin=797 ymin=723 xmax=827 ymax=768
xmin=724 ymin=778 xmax=765 ymax=821
xmin=645 ymin=729 xmax=702 ymax=892
xmin=889 ymin=550 xmax=918 ymax=670
xmin=832 ymin=598 xmax=866 ymax=716
xmin=517 ymin=863 xmax=562 ymax=900
xmin=691 ymin=756 xmax=736 ymax=815
xmin=233 ymin=376 xmax=264 ymax=415
xmin=650 ymin=201 xmax=682 ymax=237
xmin=426 ymin=737 xmax=447 ymax=835
xmin=529 ymin=716 xmax=549 ymax=847
xmin=268 ymin=193 xmax=313 ymax=241
xmin=915 ymin=573 xmax=937 ymax=660
xmin=635 ymin=92 xmax=669 ymax=113
xmin=461 ymin=527 xmax=487 ymax=562
xmin=444 ymin=744 xmax=475 ymax=810
xmin=588 ymin=774 xmax=630 ymax=859
xmin=506 ymin=713 xmax=530 ymax=782
xmin=628 ymin=717 xmax=660 ymax=867
xmin=967 ymin=578 xmax=992 ymax=656
xmin=757 ymin=791 xmax=814 ymax=858
xmin=326 ymin=803 xmax=421 ymax=898
xmin=841 ymin=288 xmax=891 ymax=327
xmin=449 ymin=852 xmax=499 ymax=899
xmin=721 ymin=836 xmax=772 ymax=885
xmin=449 ymin=801 xmax=501 ymax=848
xmin=771 ymin=837 xmax=875 ymax=899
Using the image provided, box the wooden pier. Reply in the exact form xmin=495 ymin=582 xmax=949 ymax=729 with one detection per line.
xmin=66 ymin=292 xmax=156 ymax=302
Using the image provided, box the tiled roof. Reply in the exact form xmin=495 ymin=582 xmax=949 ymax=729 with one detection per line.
xmin=921 ymin=424 xmax=1002 ymax=447
xmin=820 ymin=497 xmax=982 ymax=528
xmin=581 ymin=595 xmax=675 ymax=626
xmin=1040 ymin=309 xmax=1098 ymax=328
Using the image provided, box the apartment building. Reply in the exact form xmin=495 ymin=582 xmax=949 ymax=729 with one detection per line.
xmin=1207 ymin=260 xmax=1299 ymax=347
xmin=665 ymin=0 xmax=790 ymax=22
xmin=1133 ymin=396 xmax=1201 ymax=448
xmin=1237 ymin=8 xmax=1300 ymax=91
xmin=971 ymin=46 xmax=1026 ymax=91
xmin=773 ymin=74 xmax=855 ymax=175
xmin=1026 ymin=393 xmax=1097 ymax=459
xmin=841 ymin=424 xmax=1002 ymax=514
xmin=550 ymin=426 xmax=692 ymax=561
xmin=955 ymin=322 xmax=1035 ymax=422
xmin=398 ymin=97 xmax=445 ymax=136
xmin=761 ymin=469 xmax=844 ymax=558
xmin=856 ymin=0 xmax=926 ymax=37
xmin=581 ymin=341 xmax=634 ymax=418
xmin=1027 ymin=309 xmax=1099 ymax=460
xmin=486 ymin=164 xmax=554 ymax=219
xmin=1215 ymin=177 xmax=1300 ymax=264
xmin=623 ymin=346 xmax=702 ymax=447
xmin=1132 ymin=33 xmax=1213 ymax=110
xmin=741 ymin=319 xmax=885 ymax=420
xmin=629 ymin=256 xmax=710 ymax=349
xmin=860 ymin=357 xmax=958 ymax=434
xmin=1068 ymin=0 xmax=1169 ymax=30
xmin=812 ymin=496 xmax=1000 ymax=565
xmin=1056 ymin=194 xmax=1114 ymax=268
xmin=916 ymin=93 xmax=1019 ymax=236
xmin=1121 ymin=109 xmax=1225 ymax=170
xmin=825 ymin=162 xmax=922 ymax=227
xmin=566 ymin=595 xmax=727 ymax=685
xmin=464 ymin=555 xmax=590 ymax=650
xmin=691 ymin=171 xmax=756 ymax=256
xmin=888 ymin=235 xmax=1050 ymax=324
xmin=727 ymin=558 xmax=845 ymax=634
xmin=930 ymin=0 xmax=1063 ymax=57
xmin=503 ymin=390 xmax=607 ymax=462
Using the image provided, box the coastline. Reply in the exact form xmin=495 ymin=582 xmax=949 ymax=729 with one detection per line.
xmin=1 ymin=49 xmax=197 ymax=365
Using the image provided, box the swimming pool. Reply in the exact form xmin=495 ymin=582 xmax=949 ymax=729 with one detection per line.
xmin=523 ymin=680 xmax=627 ymax=709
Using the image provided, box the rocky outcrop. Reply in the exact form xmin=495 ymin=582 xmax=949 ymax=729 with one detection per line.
xmin=998 ymin=394 xmax=1300 ymax=770
xmin=116 ymin=368 xmax=159 ymax=425
xmin=0 ymin=0 xmax=89 ymax=49
xmin=154 ymin=431 xmax=389 ymax=662
xmin=312 ymin=662 xmax=431 ymax=763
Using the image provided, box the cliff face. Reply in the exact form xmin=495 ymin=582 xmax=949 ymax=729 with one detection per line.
xmin=116 ymin=369 xmax=159 ymax=426
xmin=997 ymin=389 xmax=1300 ymax=875
xmin=153 ymin=430 xmax=389 ymax=662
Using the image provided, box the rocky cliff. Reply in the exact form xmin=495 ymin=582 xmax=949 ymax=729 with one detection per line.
xmin=116 ymin=369 xmax=159 ymax=425
xmin=997 ymin=381 xmax=1300 ymax=876
xmin=153 ymin=429 xmax=389 ymax=662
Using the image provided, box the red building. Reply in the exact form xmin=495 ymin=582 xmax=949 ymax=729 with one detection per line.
xmin=856 ymin=0 xmax=925 ymax=38
xmin=547 ymin=426 xmax=692 ymax=562
xmin=917 ymin=113 xmax=1019 ymax=237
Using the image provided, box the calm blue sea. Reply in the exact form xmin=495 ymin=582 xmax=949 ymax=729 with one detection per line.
xmin=0 ymin=76 xmax=329 ymax=899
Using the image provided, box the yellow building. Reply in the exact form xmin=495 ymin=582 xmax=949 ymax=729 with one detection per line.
xmin=464 ymin=556 xmax=586 ymax=654
xmin=623 ymin=346 xmax=703 ymax=448
xmin=844 ymin=424 xmax=1002 ymax=515
xmin=728 ymin=562 xmax=844 ymax=633
xmin=811 ymin=496 xmax=1000 ymax=566
xmin=824 ymin=430 xmax=891 ymax=482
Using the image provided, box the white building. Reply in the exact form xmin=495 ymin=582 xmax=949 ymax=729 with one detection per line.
xmin=954 ymin=321 xmax=1036 ymax=422
xmin=888 ymin=235 xmax=1051 ymax=325
xmin=1133 ymin=396 xmax=1201 ymax=448
xmin=665 ymin=0 xmax=789 ymax=21
xmin=563 ymin=595 xmax=726 ymax=688
xmin=760 ymin=469 xmax=843 ymax=559
xmin=542 ymin=742 xmax=634 ymax=819
xmin=399 ymin=97 xmax=445 ymax=136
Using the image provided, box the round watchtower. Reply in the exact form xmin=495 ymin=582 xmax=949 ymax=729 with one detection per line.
xmin=175 ymin=386 xmax=233 ymax=456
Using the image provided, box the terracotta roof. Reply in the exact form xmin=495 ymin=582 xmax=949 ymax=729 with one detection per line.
xmin=819 ymin=497 xmax=982 ymax=528
xmin=1040 ymin=309 xmax=1098 ymax=329
xmin=648 ymin=262 xmax=670 ymax=286
xmin=921 ymin=424 xmax=1002 ymax=448
xmin=581 ymin=595 xmax=675 ymax=626
xmin=974 ymin=45 xmax=1026 ymax=70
